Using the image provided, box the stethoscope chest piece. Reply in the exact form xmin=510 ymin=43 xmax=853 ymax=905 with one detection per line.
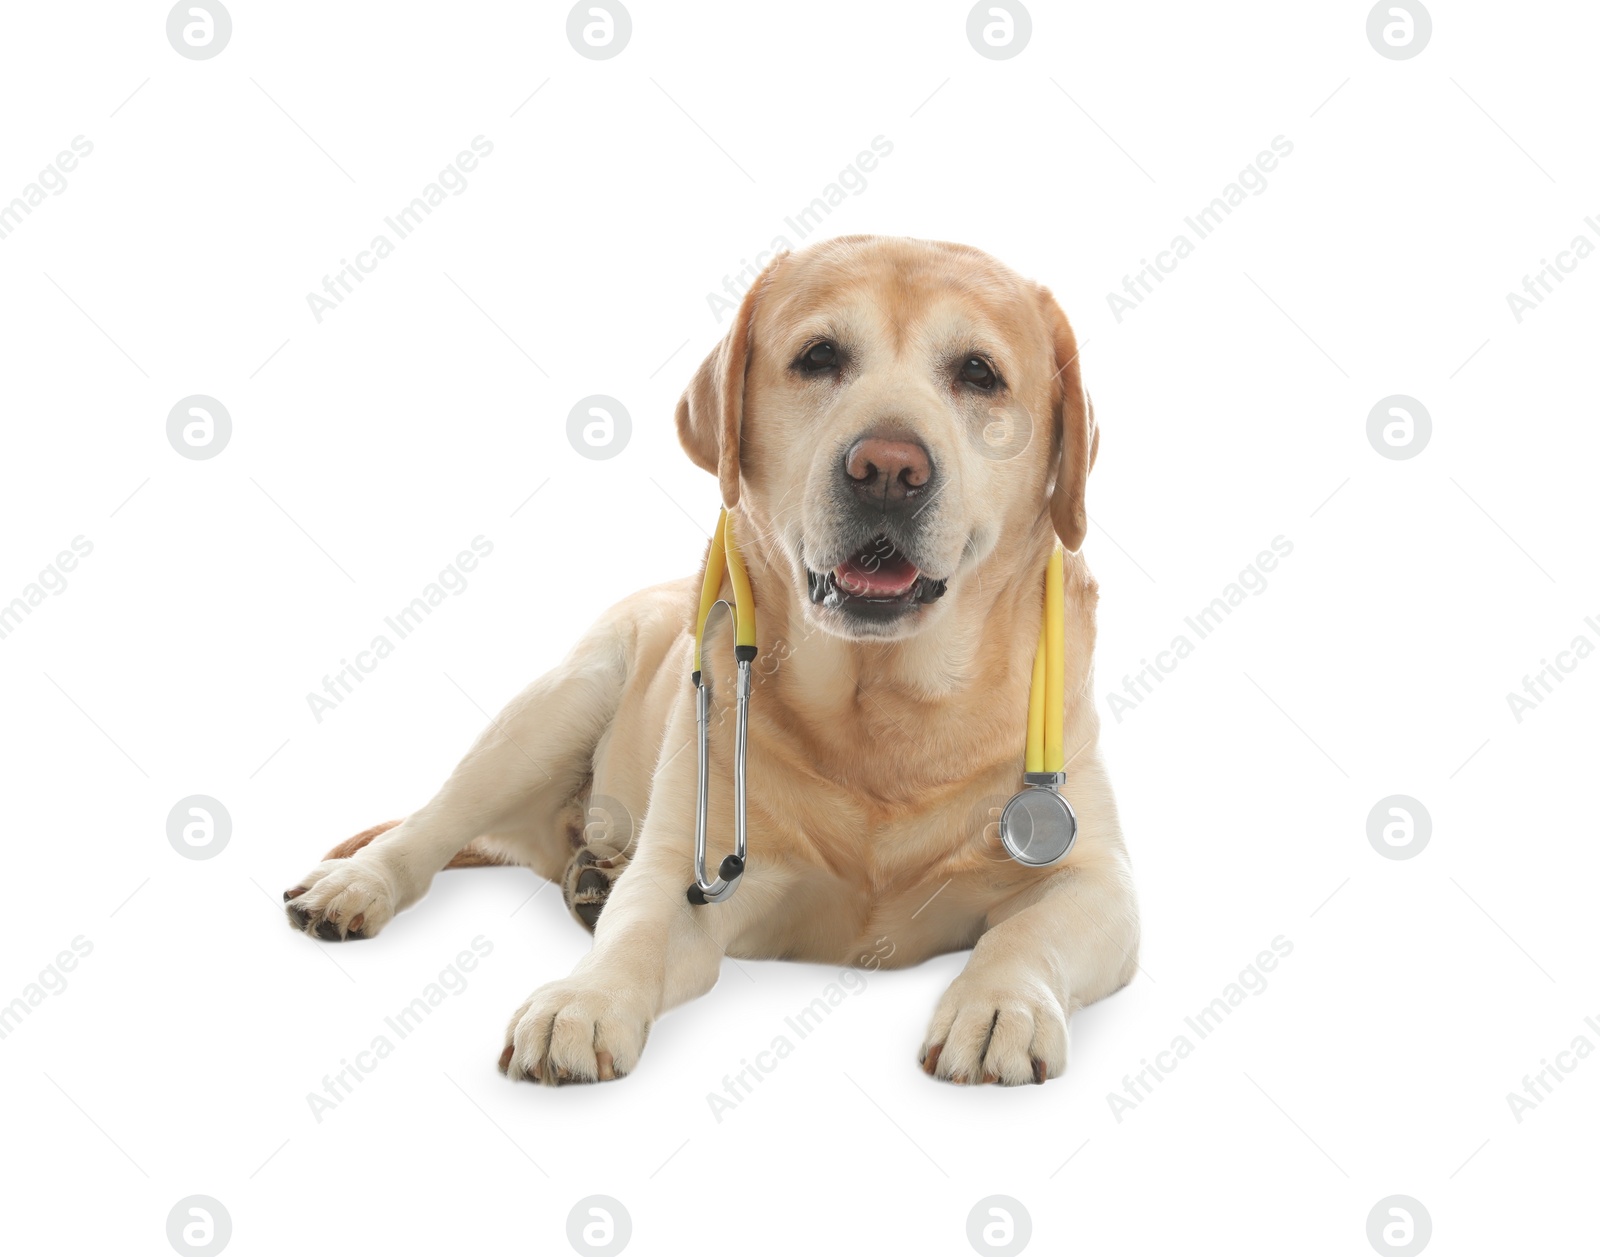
xmin=1000 ymin=546 xmax=1075 ymax=869
xmin=999 ymin=772 xmax=1077 ymax=868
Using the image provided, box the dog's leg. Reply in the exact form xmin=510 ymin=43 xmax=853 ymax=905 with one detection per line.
xmin=499 ymin=694 xmax=747 ymax=1082
xmin=283 ymin=625 xmax=628 ymax=941
xmin=920 ymin=828 xmax=1139 ymax=1086
xmin=499 ymin=831 xmax=733 ymax=1083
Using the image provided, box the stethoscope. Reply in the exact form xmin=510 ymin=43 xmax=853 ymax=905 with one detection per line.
xmin=686 ymin=511 xmax=1077 ymax=905
xmin=998 ymin=546 xmax=1079 ymax=867
xmin=686 ymin=509 xmax=757 ymax=904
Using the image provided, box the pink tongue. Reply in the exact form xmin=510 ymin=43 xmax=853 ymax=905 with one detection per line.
xmin=835 ymin=552 xmax=920 ymax=597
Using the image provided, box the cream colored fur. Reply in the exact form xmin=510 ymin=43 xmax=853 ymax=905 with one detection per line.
xmin=286 ymin=236 xmax=1139 ymax=1086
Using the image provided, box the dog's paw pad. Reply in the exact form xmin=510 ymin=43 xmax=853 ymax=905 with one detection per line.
xmin=562 ymin=844 xmax=626 ymax=931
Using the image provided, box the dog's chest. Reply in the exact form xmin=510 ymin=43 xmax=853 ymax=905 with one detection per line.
xmin=740 ymin=764 xmax=1038 ymax=963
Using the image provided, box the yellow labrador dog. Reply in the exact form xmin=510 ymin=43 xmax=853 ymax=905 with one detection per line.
xmin=285 ymin=235 xmax=1139 ymax=1086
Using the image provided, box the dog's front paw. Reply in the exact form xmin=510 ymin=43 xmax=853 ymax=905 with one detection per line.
xmin=498 ymin=978 xmax=651 ymax=1084
xmin=919 ymin=973 xmax=1069 ymax=1085
xmin=283 ymin=857 xmax=400 ymax=941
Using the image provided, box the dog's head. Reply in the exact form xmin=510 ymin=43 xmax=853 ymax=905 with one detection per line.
xmin=677 ymin=236 xmax=1097 ymax=641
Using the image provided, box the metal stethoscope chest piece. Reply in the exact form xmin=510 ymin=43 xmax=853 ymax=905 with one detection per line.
xmin=999 ymin=772 xmax=1078 ymax=867
xmin=687 ymin=509 xmax=756 ymax=905
xmin=996 ymin=546 xmax=1077 ymax=868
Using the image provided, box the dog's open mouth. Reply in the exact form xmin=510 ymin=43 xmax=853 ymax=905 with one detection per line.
xmin=807 ymin=536 xmax=948 ymax=617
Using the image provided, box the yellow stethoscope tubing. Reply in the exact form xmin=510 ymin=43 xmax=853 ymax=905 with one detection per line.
xmin=1024 ymin=547 xmax=1066 ymax=774
xmin=693 ymin=509 xmax=756 ymax=676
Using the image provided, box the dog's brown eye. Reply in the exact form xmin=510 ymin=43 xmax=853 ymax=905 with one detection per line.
xmin=960 ymin=356 xmax=997 ymax=389
xmin=797 ymin=341 xmax=839 ymax=372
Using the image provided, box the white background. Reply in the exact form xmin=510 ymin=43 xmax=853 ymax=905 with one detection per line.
xmin=1 ymin=2 xmax=1596 ymax=1254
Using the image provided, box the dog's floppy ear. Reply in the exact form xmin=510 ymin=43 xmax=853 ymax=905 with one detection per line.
xmin=675 ymin=254 xmax=787 ymax=508
xmin=1038 ymin=287 xmax=1099 ymax=553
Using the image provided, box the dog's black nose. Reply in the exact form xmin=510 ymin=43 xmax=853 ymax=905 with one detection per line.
xmin=843 ymin=435 xmax=933 ymax=505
